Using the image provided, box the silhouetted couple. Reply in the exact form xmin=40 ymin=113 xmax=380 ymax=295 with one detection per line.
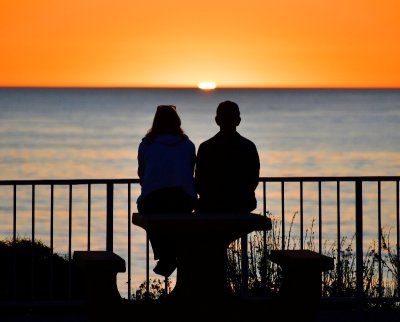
xmin=136 ymin=101 xmax=260 ymax=277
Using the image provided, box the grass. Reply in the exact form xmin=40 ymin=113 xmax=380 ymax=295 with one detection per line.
xmin=226 ymin=211 xmax=399 ymax=304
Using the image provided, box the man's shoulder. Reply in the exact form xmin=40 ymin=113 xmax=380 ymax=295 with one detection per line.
xmin=235 ymin=133 xmax=258 ymax=149
xmin=198 ymin=134 xmax=218 ymax=148
xmin=199 ymin=132 xmax=257 ymax=149
xmin=237 ymin=133 xmax=254 ymax=143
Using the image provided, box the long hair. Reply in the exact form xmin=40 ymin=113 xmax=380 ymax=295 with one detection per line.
xmin=145 ymin=105 xmax=185 ymax=141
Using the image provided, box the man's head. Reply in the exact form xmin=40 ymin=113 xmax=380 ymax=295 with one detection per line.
xmin=215 ymin=100 xmax=241 ymax=131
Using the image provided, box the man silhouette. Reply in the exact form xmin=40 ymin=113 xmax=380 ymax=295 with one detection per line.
xmin=195 ymin=100 xmax=260 ymax=213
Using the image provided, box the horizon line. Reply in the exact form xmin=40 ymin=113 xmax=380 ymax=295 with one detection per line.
xmin=1 ymin=85 xmax=400 ymax=90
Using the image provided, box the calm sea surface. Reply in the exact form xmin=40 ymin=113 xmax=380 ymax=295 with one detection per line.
xmin=1 ymin=88 xmax=399 ymax=180
xmin=1 ymin=88 xmax=399 ymax=297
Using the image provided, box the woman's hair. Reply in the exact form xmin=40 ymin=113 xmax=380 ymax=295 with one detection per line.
xmin=145 ymin=105 xmax=185 ymax=140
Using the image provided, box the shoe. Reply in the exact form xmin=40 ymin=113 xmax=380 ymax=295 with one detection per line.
xmin=153 ymin=258 xmax=177 ymax=277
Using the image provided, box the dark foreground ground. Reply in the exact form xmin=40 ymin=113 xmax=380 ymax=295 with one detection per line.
xmin=0 ymin=298 xmax=399 ymax=322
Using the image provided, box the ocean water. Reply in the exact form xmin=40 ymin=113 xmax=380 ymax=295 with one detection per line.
xmin=1 ymin=88 xmax=399 ymax=181
xmin=1 ymin=88 xmax=400 ymax=298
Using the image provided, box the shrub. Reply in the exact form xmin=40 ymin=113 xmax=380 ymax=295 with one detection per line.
xmin=0 ymin=237 xmax=70 ymax=300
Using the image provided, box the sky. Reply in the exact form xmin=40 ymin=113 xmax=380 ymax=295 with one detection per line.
xmin=0 ymin=0 xmax=399 ymax=88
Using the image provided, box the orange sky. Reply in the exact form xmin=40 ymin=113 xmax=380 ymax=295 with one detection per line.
xmin=1 ymin=0 xmax=399 ymax=88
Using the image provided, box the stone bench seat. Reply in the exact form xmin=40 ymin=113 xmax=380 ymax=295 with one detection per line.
xmin=269 ymin=249 xmax=335 ymax=321
xmin=73 ymin=251 xmax=126 ymax=304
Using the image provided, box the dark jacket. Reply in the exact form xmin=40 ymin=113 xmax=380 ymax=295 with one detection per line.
xmin=195 ymin=131 xmax=260 ymax=213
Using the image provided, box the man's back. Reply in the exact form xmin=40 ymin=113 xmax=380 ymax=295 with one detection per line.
xmin=195 ymin=101 xmax=260 ymax=213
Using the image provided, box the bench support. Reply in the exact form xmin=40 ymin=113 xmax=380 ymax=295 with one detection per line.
xmin=172 ymin=236 xmax=232 ymax=299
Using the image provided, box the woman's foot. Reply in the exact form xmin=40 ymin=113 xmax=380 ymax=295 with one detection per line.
xmin=153 ymin=258 xmax=177 ymax=277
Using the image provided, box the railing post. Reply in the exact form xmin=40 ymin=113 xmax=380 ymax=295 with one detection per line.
xmin=397 ymin=180 xmax=400 ymax=299
xmin=241 ymin=235 xmax=249 ymax=297
xmin=355 ymin=180 xmax=364 ymax=308
xmin=12 ymin=184 xmax=17 ymax=299
xmin=281 ymin=181 xmax=285 ymax=249
xmin=106 ymin=183 xmax=114 ymax=252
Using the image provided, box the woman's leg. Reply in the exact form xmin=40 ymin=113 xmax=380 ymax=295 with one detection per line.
xmin=137 ymin=187 xmax=195 ymax=276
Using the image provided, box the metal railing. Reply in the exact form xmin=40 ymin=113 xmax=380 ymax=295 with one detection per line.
xmin=0 ymin=176 xmax=399 ymax=305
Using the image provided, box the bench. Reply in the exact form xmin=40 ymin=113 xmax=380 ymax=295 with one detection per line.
xmin=73 ymin=251 xmax=126 ymax=304
xmin=132 ymin=212 xmax=272 ymax=301
xmin=269 ymin=249 xmax=334 ymax=320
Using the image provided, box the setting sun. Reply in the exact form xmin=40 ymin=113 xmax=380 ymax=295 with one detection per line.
xmin=197 ymin=81 xmax=217 ymax=90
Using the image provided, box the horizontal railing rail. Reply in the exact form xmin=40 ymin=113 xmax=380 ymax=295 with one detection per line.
xmin=0 ymin=176 xmax=399 ymax=305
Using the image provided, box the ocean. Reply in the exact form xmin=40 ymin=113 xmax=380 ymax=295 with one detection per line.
xmin=1 ymin=88 xmax=399 ymax=181
xmin=1 ymin=87 xmax=399 ymax=298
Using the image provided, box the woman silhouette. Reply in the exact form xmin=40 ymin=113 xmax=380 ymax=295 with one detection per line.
xmin=136 ymin=105 xmax=197 ymax=277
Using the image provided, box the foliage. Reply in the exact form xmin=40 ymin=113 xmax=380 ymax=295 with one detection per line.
xmin=132 ymin=278 xmax=172 ymax=300
xmin=0 ymin=237 xmax=70 ymax=300
xmin=5 ymin=217 xmax=398 ymax=305
xmin=225 ymin=211 xmax=399 ymax=305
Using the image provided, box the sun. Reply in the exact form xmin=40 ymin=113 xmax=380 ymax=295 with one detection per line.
xmin=197 ymin=81 xmax=217 ymax=90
